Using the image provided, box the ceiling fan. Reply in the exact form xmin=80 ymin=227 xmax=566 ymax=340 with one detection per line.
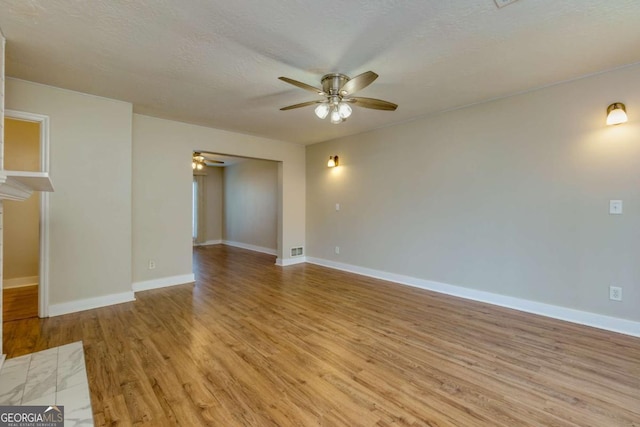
xmin=279 ymin=71 xmax=397 ymax=124
xmin=192 ymin=152 xmax=224 ymax=170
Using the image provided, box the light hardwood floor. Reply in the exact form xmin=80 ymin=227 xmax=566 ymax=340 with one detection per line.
xmin=2 ymin=285 xmax=38 ymax=322
xmin=3 ymin=245 xmax=640 ymax=426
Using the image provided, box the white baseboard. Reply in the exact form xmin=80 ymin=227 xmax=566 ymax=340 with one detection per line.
xmin=194 ymin=239 xmax=222 ymax=246
xmin=132 ymin=273 xmax=195 ymax=292
xmin=305 ymin=257 xmax=640 ymax=338
xmin=49 ymin=291 xmax=136 ymax=317
xmin=223 ymin=240 xmax=277 ymax=256
xmin=276 ymin=257 xmax=307 ymax=267
xmin=3 ymin=276 xmax=39 ymax=289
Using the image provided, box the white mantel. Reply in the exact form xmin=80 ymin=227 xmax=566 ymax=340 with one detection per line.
xmin=0 ymin=170 xmax=54 ymax=201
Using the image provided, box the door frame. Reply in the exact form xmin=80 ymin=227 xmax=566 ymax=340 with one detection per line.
xmin=5 ymin=109 xmax=51 ymax=317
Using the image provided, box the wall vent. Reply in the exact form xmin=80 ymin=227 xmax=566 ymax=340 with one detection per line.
xmin=290 ymin=247 xmax=304 ymax=257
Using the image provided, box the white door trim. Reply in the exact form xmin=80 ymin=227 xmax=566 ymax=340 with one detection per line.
xmin=5 ymin=109 xmax=51 ymax=318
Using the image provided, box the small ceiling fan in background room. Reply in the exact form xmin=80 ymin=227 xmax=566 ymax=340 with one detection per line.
xmin=192 ymin=152 xmax=224 ymax=171
xmin=279 ymin=71 xmax=398 ymax=124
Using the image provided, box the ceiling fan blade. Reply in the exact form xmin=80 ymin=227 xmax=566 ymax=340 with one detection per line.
xmin=280 ymin=100 xmax=323 ymax=111
xmin=205 ymin=160 xmax=224 ymax=165
xmin=278 ymin=77 xmax=325 ymax=95
xmin=350 ymin=97 xmax=398 ymax=111
xmin=340 ymin=71 xmax=378 ymax=95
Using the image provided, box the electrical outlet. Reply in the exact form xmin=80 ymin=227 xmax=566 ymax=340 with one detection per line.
xmin=609 ymin=286 xmax=622 ymax=301
xmin=335 ymin=246 xmax=340 ymax=255
xmin=148 ymin=260 xmax=156 ymax=270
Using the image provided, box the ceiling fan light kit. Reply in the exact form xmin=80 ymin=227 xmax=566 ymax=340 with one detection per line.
xmin=279 ymin=71 xmax=397 ymax=124
xmin=192 ymin=152 xmax=206 ymax=170
xmin=193 ymin=151 xmax=225 ymax=170
xmin=315 ymin=99 xmax=353 ymax=124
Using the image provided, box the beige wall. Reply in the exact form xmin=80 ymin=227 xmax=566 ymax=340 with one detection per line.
xmin=204 ymin=167 xmax=223 ymax=242
xmin=307 ymin=64 xmax=640 ymax=322
xmin=223 ymin=159 xmax=278 ymax=250
xmin=132 ymin=114 xmax=305 ymax=283
xmin=5 ymin=78 xmax=133 ymax=304
xmin=3 ymin=118 xmax=40 ymax=282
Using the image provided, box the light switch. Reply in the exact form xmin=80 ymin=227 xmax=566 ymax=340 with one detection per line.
xmin=609 ymin=200 xmax=623 ymax=215
xmin=335 ymin=203 xmax=340 ymax=211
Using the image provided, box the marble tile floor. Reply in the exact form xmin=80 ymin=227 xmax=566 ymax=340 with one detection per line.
xmin=0 ymin=341 xmax=94 ymax=426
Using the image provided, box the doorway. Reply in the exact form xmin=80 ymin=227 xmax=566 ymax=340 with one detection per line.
xmin=191 ymin=152 xmax=279 ymax=254
xmin=2 ymin=118 xmax=40 ymax=321
xmin=2 ymin=110 xmax=50 ymax=324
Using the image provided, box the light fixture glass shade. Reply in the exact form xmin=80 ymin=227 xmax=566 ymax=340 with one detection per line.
xmin=606 ymin=103 xmax=628 ymax=125
xmin=327 ymin=156 xmax=335 ymax=168
xmin=315 ymin=103 xmax=330 ymax=119
xmin=338 ymin=102 xmax=352 ymax=119
xmin=197 ymin=163 xmax=204 ymax=170
xmin=192 ymin=161 xmax=197 ymax=170
xmin=330 ymin=109 xmax=342 ymax=124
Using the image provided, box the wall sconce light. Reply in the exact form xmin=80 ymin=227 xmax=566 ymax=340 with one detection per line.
xmin=327 ymin=155 xmax=339 ymax=168
xmin=606 ymin=102 xmax=628 ymax=126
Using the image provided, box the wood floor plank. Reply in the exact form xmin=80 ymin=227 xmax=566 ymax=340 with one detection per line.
xmin=2 ymin=285 xmax=38 ymax=322
xmin=3 ymin=244 xmax=640 ymax=426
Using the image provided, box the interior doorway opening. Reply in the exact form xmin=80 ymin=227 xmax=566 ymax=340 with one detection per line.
xmin=191 ymin=151 xmax=280 ymax=264
xmin=2 ymin=110 xmax=50 ymax=326
xmin=2 ymin=118 xmax=40 ymax=321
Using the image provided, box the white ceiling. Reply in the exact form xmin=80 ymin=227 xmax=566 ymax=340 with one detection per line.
xmin=1 ymin=1 xmax=640 ymax=145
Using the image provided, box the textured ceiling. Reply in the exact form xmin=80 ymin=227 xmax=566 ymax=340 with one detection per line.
xmin=1 ymin=0 xmax=640 ymax=145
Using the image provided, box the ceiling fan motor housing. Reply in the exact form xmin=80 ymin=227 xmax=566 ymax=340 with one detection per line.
xmin=321 ymin=73 xmax=350 ymax=96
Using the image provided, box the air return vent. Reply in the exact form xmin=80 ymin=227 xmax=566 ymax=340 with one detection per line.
xmin=290 ymin=247 xmax=304 ymax=257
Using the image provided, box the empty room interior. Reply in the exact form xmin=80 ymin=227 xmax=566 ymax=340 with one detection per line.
xmin=0 ymin=1 xmax=639 ymax=426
